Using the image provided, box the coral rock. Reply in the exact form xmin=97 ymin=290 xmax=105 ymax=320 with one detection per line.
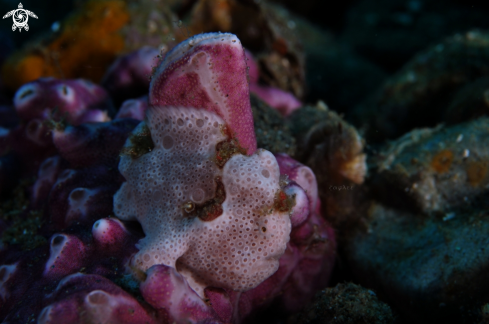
xmin=345 ymin=117 xmax=489 ymax=323
xmin=444 ymin=76 xmax=489 ymax=124
xmin=293 ymin=282 xmax=395 ymax=324
xmin=250 ymin=94 xmax=296 ymax=156
xmin=345 ymin=201 xmax=489 ymax=323
xmin=289 ymin=103 xmax=367 ymax=227
xmin=373 ymin=117 xmax=489 ymax=214
xmin=354 ymin=30 xmax=489 ymax=142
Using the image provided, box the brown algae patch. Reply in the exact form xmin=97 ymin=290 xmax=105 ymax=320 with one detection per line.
xmin=466 ymin=161 xmax=488 ymax=186
xmin=273 ymin=188 xmax=296 ymax=213
xmin=184 ymin=177 xmax=226 ymax=222
xmin=214 ymin=127 xmax=247 ymax=168
xmin=431 ymin=149 xmax=454 ymax=173
xmin=121 ymin=124 xmax=155 ymax=159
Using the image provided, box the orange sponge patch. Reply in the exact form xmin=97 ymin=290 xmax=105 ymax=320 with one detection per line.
xmin=431 ymin=149 xmax=454 ymax=174
xmin=1 ymin=0 xmax=129 ymax=90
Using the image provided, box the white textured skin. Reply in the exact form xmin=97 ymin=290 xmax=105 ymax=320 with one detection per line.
xmin=114 ymin=107 xmax=291 ymax=296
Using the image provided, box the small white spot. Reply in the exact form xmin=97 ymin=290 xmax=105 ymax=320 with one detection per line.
xmin=443 ymin=212 xmax=455 ymax=221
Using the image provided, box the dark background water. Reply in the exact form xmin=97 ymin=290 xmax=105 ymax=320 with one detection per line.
xmin=2 ymin=0 xmax=489 ymax=68
xmin=3 ymin=0 xmax=489 ymax=108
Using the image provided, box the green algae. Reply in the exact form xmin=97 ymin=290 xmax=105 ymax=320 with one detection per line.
xmin=294 ymin=282 xmax=396 ymax=324
xmin=287 ymin=102 xmax=329 ymax=143
xmin=113 ymin=270 xmax=146 ymax=303
xmin=214 ymin=136 xmax=247 ymax=168
xmin=43 ymin=107 xmax=70 ymax=131
xmin=114 ymin=274 xmax=142 ymax=298
xmin=0 ymin=178 xmax=47 ymax=250
xmin=250 ymin=94 xmax=296 ymax=156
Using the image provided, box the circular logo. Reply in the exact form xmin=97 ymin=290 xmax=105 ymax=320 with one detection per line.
xmin=2 ymin=3 xmax=38 ymax=32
